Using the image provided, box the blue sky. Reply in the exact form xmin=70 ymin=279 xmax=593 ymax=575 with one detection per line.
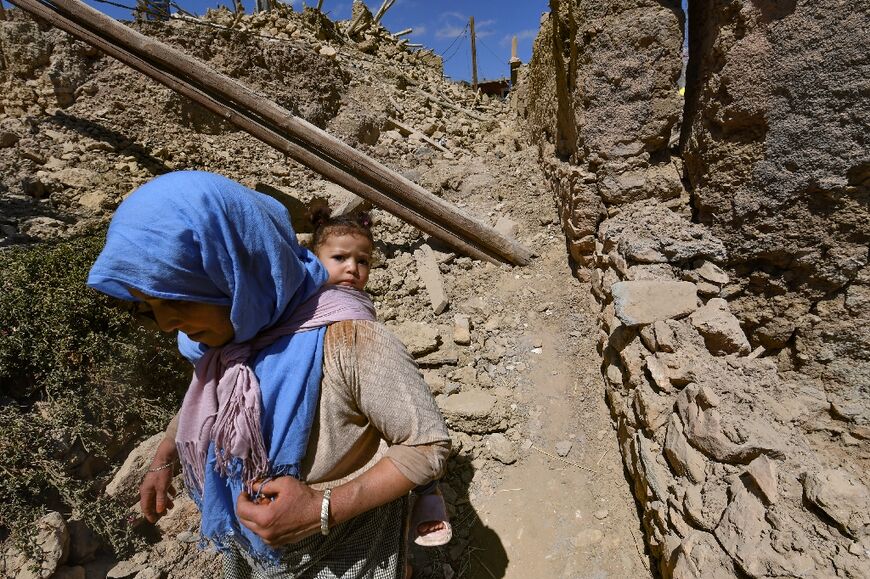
xmin=69 ymin=0 xmax=549 ymax=82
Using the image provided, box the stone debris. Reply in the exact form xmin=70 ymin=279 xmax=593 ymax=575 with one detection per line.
xmin=452 ymin=314 xmax=471 ymax=345
xmin=802 ymin=469 xmax=870 ymax=540
xmin=689 ymin=298 xmax=751 ymax=356
xmin=611 ymin=280 xmax=698 ymax=326
xmin=414 ymin=244 xmax=449 ymax=314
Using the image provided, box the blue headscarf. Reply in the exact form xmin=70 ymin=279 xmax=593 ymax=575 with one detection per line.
xmin=88 ymin=171 xmax=328 ymax=560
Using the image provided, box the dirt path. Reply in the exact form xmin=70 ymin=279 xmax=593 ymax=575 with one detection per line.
xmin=400 ymin=142 xmax=651 ymax=578
xmin=459 ymin=242 xmax=649 ymax=578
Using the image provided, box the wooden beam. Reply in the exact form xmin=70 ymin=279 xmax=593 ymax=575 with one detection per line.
xmin=372 ymin=0 xmax=395 ymax=24
xmin=392 ymin=27 xmax=412 ymax=38
xmin=10 ymin=0 xmax=532 ymax=266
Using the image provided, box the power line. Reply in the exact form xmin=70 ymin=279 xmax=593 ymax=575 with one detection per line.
xmin=441 ymin=30 xmax=467 ymax=66
xmin=438 ymin=22 xmax=468 ymax=57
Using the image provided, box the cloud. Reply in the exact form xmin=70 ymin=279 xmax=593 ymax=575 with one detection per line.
xmin=411 ymin=25 xmax=427 ymax=37
xmin=435 ymin=12 xmax=496 ymax=40
xmin=499 ymin=28 xmax=538 ymax=46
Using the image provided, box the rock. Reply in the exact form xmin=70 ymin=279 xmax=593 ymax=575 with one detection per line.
xmin=694 ymin=260 xmax=729 ymax=285
xmin=554 ymin=440 xmax=573 ymax=457
xmin=77 ymin=189 xmax=111 ymax=211
xmin=689 ymin=298 xmax=750 ymax=356
xmin=105 ymin=433 xmax=163 ymax=506
xmin=485 ymin=433 xmax=517 ymax=464
xmin=388 ymin=321 xmax=440 ymax=357
xmin=318 ymin=45 xmax=337 ymax=58
xmin=744 ymin=455 xmax=777 ymax=505
xmin=594 ymin=509 xmax=609 ymax=520
xmin=452 ymin=315 xmax=471 ymax=345
xmin=106 ymin=552 xmax=147 ymax=578
xmin=14 ymin=511 xmax=70 ymax=579
xmin=611 ymin=280 xmax=698 ymax=327
xmin=414 ymin=245 xmax=449 ymax=314
xmin=653 ymin=320 xmax=676 ymax=352
xmin=664 ymin=414 xmax=706 ymax=484
xmin=670 ymin=531 xmax=737 ymax=578
xmin=802 ymin=469 xmax=870 ymax=539
xmin=0 ymin=131 xmax=19 ymax=148
xmin=51 ymin=167 xmax=100 ymax=189
xmin=439 ymin=390 xmax=506 ymax=434
xmin=676 ymin=384 xmax=783 ymax=464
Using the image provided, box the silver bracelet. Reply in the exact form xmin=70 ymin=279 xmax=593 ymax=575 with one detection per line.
xmin=320 ymin=488 xmax=332 ymax=536
xmin=146 ymin=462 xmax=175 ymax=473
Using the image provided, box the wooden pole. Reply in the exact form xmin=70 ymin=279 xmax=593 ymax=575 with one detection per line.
xmin=469 ymin=16 xmax=478 ymax=90
xmin=372 ymin=0 xmax=395 ymax=24
xmin=316 ymin=0 xmax=324 ymax=11
xmin=10 ymin=0 xmax=532 ymax=266
xmin=392 ymin=27 xmax=412 ymax=38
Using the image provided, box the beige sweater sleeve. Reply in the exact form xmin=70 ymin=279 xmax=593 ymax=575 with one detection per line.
xmin=301 ymin=320 xmax=451 ymax=487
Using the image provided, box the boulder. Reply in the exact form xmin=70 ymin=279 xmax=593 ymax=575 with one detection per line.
xmin=105 ymin=433 xmax=163 ymax=505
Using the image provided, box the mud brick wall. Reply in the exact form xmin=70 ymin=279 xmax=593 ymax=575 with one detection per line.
xmin=591 ymin=201 xmax=869 ymax=578
xmin=520 ymin=0 xmax=684 ymax=270
xmin=682 ymin=0 xmax=870 ymax=400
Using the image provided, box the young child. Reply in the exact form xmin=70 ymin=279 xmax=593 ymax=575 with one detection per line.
xmin=310 ymin=207 xmax=452 ymax=548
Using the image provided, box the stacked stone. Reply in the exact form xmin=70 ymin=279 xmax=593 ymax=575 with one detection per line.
xmin=590 ymin=201 xmax=870 ymax=578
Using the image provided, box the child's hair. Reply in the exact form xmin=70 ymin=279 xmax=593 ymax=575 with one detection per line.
xmin=309 ymin=205 xmax=374 ymax=251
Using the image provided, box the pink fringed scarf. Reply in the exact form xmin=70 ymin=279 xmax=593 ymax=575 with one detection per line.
xmin=175 ymin=285 xmax=376 ymax=496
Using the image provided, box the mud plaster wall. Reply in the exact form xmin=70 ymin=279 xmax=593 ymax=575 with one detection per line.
xmin=682 ymin=0 xmax=870 ymax=409
xmin=520 ymin=1 xmax=870 ymax=576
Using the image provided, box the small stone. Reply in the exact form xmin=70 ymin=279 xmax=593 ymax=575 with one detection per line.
xmin=745 ymin=455 xmax=778 ymax=504
xmin=593 ymin=509 xmax=609 ymax=520
xmin=493 ymin=216 xmax=518 ymax=238
xmin=319 ymin=45 xmax=338 ymax=58
xmin=695 ymin=260 xmax=729 ymax=285
xmin=555 ymin=440 xmax=572 ymax=457
xmin=848 ymin=542 xmax=863 ymax=556
xmin=653 ymin=320 xmax=676 ymax=352
xmin=388 ymin=321 xmax=440 ymax=357
xmin=176 ymin=531 xmax=198 ymax=544
xmin=486 ymin=433 xmax=518 ymax=464
xmin=452 ymin=315 xmax=471 ymax=345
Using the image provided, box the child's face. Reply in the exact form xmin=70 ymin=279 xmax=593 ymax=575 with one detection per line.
xmin=315 ymin=233 xmax=372 ymax=291
xmin=127 ymin=288 xmax=234 ymax=347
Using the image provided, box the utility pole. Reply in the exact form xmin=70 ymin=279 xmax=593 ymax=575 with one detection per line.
xmin=469 ymin=16 xmax=478 ymax=90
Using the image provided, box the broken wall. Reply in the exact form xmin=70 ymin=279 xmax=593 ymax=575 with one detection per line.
xmin=520 ymin=0 xmax=685 ymax=269
xmin=522 ymin=0 xmax=870 ymax=576
xmin=682 ymin=0 xmax=870 ymax=412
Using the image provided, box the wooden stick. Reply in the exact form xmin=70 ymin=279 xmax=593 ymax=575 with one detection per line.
xmin=411 ymin=86 xmax=492 ymax=122
xmin=11 ymin=0 xmax=530 ymax=265
xmin=385 ymin=117 xmax=448 ymax=153
xmin=392 ymin=27 xmax=412 ymax=38
xmin=371 ymin=0 xmax=394 ymax=24
xmin=316 ymin=0 xmax=323 ymax=10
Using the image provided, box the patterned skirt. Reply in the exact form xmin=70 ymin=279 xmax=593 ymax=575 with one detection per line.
xmin=222 ymin=497 xmax=408 ymax=579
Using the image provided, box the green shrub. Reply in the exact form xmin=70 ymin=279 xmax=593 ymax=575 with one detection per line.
xmin=0 ymin=231 xmax=190 ymax=558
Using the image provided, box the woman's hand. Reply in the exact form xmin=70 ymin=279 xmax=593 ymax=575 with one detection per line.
xmin=236 ymin=477 xmax=322 ymax=546
xmin=139 ymin=437 xmax=178 ymax=524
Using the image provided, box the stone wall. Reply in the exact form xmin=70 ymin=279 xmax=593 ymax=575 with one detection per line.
xmin=519 ymin=0 xmax=684 ymax=269
xmin=682 ymin=0 xmax=870 ymax=401
xmin=592 ymin=200 xmax=869 ymax=577
xmin=521 ymin=0 xmax=870 ymax=575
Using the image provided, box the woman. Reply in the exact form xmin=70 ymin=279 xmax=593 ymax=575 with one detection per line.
xmin=88 ymin=171 xmax=450 ymax=578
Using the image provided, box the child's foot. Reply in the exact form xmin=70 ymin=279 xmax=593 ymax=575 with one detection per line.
xmin=410 ymin=494 xmax=452 ymax=547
